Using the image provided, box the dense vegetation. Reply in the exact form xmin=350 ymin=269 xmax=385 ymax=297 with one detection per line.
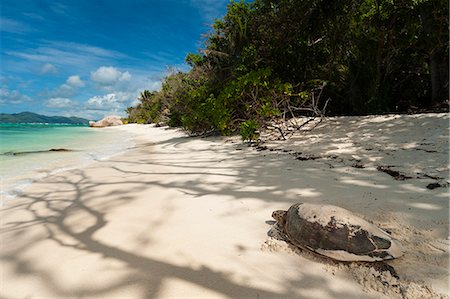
xmin=127 ymin=0 xmax=448 ymax=140
xmin=0 ymin=112 xmax=89 ymax=125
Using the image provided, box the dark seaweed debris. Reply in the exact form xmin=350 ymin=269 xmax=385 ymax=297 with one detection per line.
xmin=3 ymin=148 xmax=72 ymax=156
xmin=351 ymin=162 xmax=364 ymax=168
xmin=426 ymin=183 xmax=441 ymax=190
xmin=376 ymin=166 xmax=412 ymax=180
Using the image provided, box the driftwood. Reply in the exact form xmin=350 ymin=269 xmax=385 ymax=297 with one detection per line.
xmin=265 ymin=82 xmax=330 ymax=141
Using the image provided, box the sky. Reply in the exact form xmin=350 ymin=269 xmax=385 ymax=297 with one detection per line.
xmin=0 ymin=0 xmax=229 ymax=119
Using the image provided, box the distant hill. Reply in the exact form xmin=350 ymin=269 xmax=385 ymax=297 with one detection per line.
xmin=0 ymin=112 xmax=89 ymax=125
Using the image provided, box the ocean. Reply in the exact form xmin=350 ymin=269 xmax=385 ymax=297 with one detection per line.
xmin=0 ymin=123 xmax=133 ymax=204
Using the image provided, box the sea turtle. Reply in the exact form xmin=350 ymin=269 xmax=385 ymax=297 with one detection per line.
xmin=271 ymin=203 xmax=404 ymax=262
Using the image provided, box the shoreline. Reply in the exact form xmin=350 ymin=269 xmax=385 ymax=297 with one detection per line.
xmin=0 ymin=125 xmax=136 ymax=204
xmin=1 ymin=115 xmax=448 ymax=298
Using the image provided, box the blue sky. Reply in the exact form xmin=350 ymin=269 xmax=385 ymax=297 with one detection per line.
xmin=0 ymin=0 xmax=229 ymax=119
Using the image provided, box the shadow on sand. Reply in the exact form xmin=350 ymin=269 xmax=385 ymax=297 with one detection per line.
xmin=1 ymin=115 xmax=448 ymax=298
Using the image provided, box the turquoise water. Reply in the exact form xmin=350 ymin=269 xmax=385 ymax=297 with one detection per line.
xmin=0 ymin=123 xmax=97 ymax=154
xmin=0 ymin=124 xmax=133 ymax=203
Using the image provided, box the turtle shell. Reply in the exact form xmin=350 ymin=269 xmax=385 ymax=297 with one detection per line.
xmin=283 ymin=203 xmax=404 ymax=262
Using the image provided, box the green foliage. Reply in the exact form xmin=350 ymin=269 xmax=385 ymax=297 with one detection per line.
xmin=216 ymin=67 xmax=282 ymax=125
xmin=185 ymin=53 xmax=203 ymax=67
xmin=240 ymin=119 xmax=259 ymax=142
xmin=126 ymin=89 xmax=170 ymax=124
xmin=127 ymin=0 xmax=448 ymax=135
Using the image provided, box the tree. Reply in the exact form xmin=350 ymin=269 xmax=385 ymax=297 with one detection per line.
xmin=127 ymin=0 xmax=449 ymax=136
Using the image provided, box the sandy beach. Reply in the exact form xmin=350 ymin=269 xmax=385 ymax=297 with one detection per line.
xmin=1 ymin=113 xmax=448 ymax=298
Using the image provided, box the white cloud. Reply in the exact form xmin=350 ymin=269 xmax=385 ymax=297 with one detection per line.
xmin=40 ymin=63 xmax=58 ymax=74
xmin=0 ymin=87 xmax=32 ymax=104
xmin=83 ymin=93 xmax=127 ymax=119
xmin=0 ymin=18 xmax=32 ymax=34
xmin=91 ymin=66 xmax=131 ymax=86
xmin=50 ymin=84 xmax=74 ymax=97
xmin=45 ymin=75 xmax=85 ymax=98
xmin=50 ymin=2 xmax=70 ymax=16
xmin=189 ymin=0 xmax=228 ymax=21
xmin=91 ymin=66 xmax=122 ymax=85
xmin=22 ymin=12 xmax=45 ymax=21
xmin=45 ymin=97 xmax=74 ymax=108
xmin=6 ymin=41 xmax=127 ymax=74
xmin=86 ymin=93 xmax=122 ymax=109
xmin=84 ymin=90 xmax=143 ymax=117
xmin=66 ymin=75 xmax=85 ymax=87
xmin=119 ymin=71 xmax=131 ymax=82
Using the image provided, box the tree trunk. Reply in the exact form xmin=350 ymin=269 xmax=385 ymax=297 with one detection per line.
xmin=430 ymin=51 xmax=449 ymax=105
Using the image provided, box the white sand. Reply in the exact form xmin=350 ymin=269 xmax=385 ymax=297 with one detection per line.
xmin=1 ymin=113 xmax=448 ymax=299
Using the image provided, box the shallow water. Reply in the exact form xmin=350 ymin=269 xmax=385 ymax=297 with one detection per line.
xmin=0 ymin=124 xmax=133 ymax=203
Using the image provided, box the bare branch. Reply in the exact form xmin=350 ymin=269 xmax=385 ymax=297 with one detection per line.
xmin=264 ymin=81 xmax=329 ymax=140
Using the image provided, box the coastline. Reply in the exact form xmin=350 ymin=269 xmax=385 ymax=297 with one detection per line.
xmin=0 ymin=125 xmax=135 ymax=204
xmin=0 ymin=115 xmax=448 ymax=298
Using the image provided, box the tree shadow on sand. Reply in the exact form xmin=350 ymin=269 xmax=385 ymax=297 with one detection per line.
xmin=1 ymin=168 xmax=371 ymax=299
xmin=1 ymin=115 xmax=448 ymax=298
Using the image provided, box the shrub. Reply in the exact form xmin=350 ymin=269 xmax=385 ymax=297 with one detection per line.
xmin=240 ymin=119 xmax=259 ymax=142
